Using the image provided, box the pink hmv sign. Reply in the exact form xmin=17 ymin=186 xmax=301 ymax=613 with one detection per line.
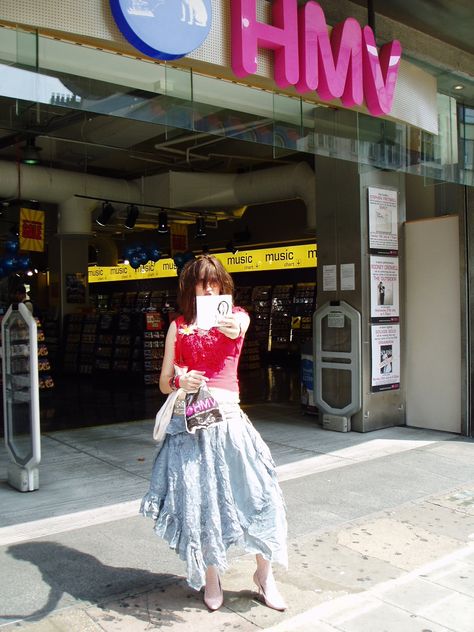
xmin=231 ymin=0 xmax=402 ymax=116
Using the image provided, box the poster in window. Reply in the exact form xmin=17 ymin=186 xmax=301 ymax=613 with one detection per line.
xmin=368 ymin=187 xmax=398 ymax=254
xmin=371 ymin=324 xmax=400 ymax=391
xmin=66 ymin=273 xmax=86 ymax=304
xmin=370 ymin=255 xmax=399 ymax=322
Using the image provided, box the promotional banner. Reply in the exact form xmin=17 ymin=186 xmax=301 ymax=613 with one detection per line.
xmin=89 ymin=244 xmax=317 ymax=283
xmin=370 ymin=255 xmax=399 ymax=323
xmin=371 ymin=324 xmax=400 ymax=391
xmin=170 ymin=223 xmax=188 ymax=256
xmin=368 ymin=187 xmax=398 ymax=254
xmin=19 ymin=207 xmax=45 ymax=252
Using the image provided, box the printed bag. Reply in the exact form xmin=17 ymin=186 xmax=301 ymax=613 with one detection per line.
xmin=185 ymin=385 xmax=223 ymax=433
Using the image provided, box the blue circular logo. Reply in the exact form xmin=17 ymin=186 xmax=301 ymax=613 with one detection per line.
xmin=110 ymin=0 xmax=212 ymax=61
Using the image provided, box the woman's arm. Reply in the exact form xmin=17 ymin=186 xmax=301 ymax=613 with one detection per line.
xmin=159 ymin=319 xmax=208 ymax=394
xmin=159 ymin=320 xmax=177 ymax=394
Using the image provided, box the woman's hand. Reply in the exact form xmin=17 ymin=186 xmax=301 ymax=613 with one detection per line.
xmin=179 ymin=370 xmax=208 ymax=393
xmin=216 ymin=315 xmax=241 ymax=339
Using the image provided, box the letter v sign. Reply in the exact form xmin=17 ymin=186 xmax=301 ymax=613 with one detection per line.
xmin=362 ymin=26 xmax=402 ymax=116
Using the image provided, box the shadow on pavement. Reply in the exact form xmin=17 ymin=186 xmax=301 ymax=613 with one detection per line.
xmin=4 ymin=541 xmax=184 ymax=626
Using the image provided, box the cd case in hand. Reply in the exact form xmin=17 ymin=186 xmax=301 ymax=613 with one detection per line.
xmin=196 ymin=295 xmax=232 ymax=330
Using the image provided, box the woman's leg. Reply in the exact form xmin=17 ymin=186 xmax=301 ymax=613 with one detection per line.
xmin=254 ymin=554 xmax=287 ymax=611
xmin=203 ymin=565 xmax=223 ymax=611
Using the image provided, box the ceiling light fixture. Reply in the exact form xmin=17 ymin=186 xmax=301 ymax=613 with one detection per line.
xmin=124 ymin=204 xmax=139 ymax=230
xmin=96 ymin=201 xmax=115 ymax=226
xmin=21 ymin=137 xmax=42 ymax=165
xmin=195 ymin=215 xmax=207 ymax=239
xmin=157 ymin=210 xmax=169 ymax=234
xmin=453 ymin=84 xmax=465 ymax=91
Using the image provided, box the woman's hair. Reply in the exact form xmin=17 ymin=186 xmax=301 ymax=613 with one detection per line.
xmin=178 ymin=255 xmax=234 ymax=323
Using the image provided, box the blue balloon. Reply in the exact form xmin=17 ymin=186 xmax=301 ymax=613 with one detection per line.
xmin=5 ymin=239 xmax=19 ymax=253
xmin=4 ymin=257 xmax=15 ymax=270
xmin=138 ymin=249 xmax=148 ymax=264
xmin=19 ymin=256 xmax=30 ymax=270
xmin=0 ymin=265 xmax=5 ymax=278
xmin=173 ymin=253 xmax=185 ymax=268
xmin=129 ymin=255 xmax=141 ymax=270
xmin=123 ymin=246 xmax=136 ymax=260
xmin=148 ymin=247 xmax=161 ymax=262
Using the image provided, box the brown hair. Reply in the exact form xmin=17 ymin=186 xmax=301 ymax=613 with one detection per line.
xmin=178 ymin=255 xmax=234 ymax=323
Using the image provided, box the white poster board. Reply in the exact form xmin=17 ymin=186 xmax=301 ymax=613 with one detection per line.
xmin=370 ymin=256 xmax=399 ymax=322
xmin=322 ymin=265 xmax=337 ymax=292
xmin=371 ymin=324 xmax=400 ymax=392
xmin=340 ymin=263 xmax=355 ymax=291
xmin=368 ymin=187 xmax=398 ymax=253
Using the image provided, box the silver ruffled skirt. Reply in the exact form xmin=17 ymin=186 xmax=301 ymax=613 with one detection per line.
xmin=140 ymin=402 xmax=288 ymax=590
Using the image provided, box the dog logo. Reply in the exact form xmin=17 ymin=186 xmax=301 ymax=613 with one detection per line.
xmin=110 ymin=0 xmax=212 ymax=59
xmin=181 ymin=0 xmax=209 ymax=27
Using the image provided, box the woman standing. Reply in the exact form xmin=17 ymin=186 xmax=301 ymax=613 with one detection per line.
xmin=141 ymin=255 xmax=287 ymax=611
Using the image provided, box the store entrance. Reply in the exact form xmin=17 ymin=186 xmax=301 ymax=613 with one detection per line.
xmin=0 ymin=98 xmax=317 ymax=431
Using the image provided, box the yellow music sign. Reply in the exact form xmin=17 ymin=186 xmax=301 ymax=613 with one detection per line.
xmin=19 ymin=207 xmax=45 ymax=252
xmin=89 ymin=244 xmax=317 ymax=283
xmin=215 ymin=244 xmax=317 ymax=273
xmin=89 ymin=258 xmax=178 ymax=283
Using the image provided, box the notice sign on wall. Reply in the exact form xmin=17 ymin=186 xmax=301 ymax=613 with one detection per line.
xmin=368 ymin=187 xmax=398 ymax=254
xmin=19 ymin=207 xmax=45 ymax=252
xmin=371 ymin=324 xmax=400 ymax=392
xmin=370 ymin=255 xmax=399 ymax=323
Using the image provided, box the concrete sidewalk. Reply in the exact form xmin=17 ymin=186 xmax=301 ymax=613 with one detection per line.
xmin=1 ymin=403 xmax=473 ymax=631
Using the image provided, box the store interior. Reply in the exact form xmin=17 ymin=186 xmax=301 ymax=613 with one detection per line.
xmin=0 ymin=94 xmax=319 ymax=430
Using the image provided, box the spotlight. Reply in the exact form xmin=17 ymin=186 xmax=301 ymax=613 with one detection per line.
xmin=157 ymin=211 xmax=169 ymax=234
xmin=124 ymin=204 xmax=139 ymax=230
xmin=21 ymin=137 xmax=42 ymax=165
xmin=96 ymin=202 xmax=115 ymax=226
xmin=195 ymin=215 xmax=207 ymax=239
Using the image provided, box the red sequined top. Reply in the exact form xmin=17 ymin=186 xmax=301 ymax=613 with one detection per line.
xmin=174 ymin=307 xmax=247 ymax=392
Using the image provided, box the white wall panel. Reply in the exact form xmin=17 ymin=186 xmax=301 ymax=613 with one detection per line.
xmin=405 ymin=215 xmax=461 ymax=432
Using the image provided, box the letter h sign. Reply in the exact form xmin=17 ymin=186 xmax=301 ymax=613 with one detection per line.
xmin=231 ymin=0 xmax=402 ymax=116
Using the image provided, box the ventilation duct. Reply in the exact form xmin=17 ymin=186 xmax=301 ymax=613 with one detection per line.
xmin=0 ymin=161 xmax=140 ymax=206
xmin=0 ymin=160 xmax=140 ymax=235
xmin=143 ymin=162 xmax=316 ymax=231
xmin=0 ymin=160 xmax=316 ymax=234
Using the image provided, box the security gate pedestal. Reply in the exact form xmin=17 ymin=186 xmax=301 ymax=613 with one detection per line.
xmin=2 ymin=303 xmax=40 ymax=492
xmin=314 ymin=301 xmax=361 ymax=428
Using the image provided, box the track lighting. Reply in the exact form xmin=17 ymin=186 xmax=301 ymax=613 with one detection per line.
xmin=21 ymin=138 xmax=42 ymax=165
xmin=96 ymin=202 xmax=115 ymax=226
xmin=195 ymin=215 xmax=207 ymax=239
xmin=124 ymin=204 xmax=139 ymax=230
xmin=157 ymin=210 xmax=169 ymax=234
